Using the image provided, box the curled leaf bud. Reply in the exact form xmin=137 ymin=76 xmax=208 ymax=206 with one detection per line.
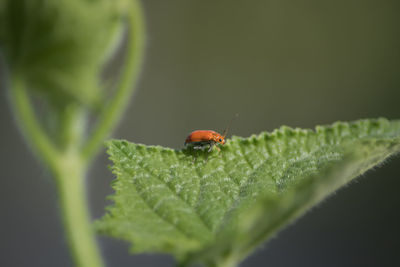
xmin=0 ymin=0 xmax=128 ymax=107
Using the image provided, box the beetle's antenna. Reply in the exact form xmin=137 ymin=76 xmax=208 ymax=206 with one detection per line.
xmin=222 ymin=113 xmax=239 ymax=138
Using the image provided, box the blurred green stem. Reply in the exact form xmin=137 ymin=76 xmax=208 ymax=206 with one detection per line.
xmin=82 ymin=1 xmax=145 ymax=163
xmin=55 ymin=154 xmax=104 ymax=267
xmin=8 ymin=1 xmax=145 ymax=267
xmin=9 ymin=72 xmax=60 ymax=173
xmin=9 ymin=73 xmax=105 ymax=267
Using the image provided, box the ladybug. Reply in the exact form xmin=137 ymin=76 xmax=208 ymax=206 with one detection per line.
xmin=184 ymin=114 xmax=237 ymax=152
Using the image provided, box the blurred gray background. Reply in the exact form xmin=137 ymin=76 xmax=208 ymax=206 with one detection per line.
xmin=1 ymin=0 xmax=400 ymax=266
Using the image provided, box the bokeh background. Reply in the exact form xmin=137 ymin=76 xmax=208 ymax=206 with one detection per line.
xmin=1 ymin=0 xmax=400 ymax=266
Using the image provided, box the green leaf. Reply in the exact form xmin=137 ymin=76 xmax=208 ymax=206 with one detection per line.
xmin=96 ymin=118 xmax=400 ymax=266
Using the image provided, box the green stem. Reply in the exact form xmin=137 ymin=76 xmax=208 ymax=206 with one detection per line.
xmin=8 ymin=72 xmax=60 ymax=173
xmin=9 ymin=74 xmax=105 ymax=267
xmin=55 ymin=152 xmax=104 ymax=267
xmin=8 ymin=2 xmax=145 ymax=266
xmin=82 ymin=0 xmax=145 ymax=162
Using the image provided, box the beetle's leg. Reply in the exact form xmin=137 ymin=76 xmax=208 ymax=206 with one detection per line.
xmin=191 ymin=147 xmax=200 ymax=164
xmin=208 ymin=142 xmax=214 ymax=152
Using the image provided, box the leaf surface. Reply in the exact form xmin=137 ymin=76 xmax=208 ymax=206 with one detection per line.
xmin=96 ymin=118 xmax=400 ymax=266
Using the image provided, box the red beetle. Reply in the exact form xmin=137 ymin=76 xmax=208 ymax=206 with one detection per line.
xmin=184 ymin=115 xmax=237 ymax=152
xmin=184 ymin=130 xmax=226 ymax=152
